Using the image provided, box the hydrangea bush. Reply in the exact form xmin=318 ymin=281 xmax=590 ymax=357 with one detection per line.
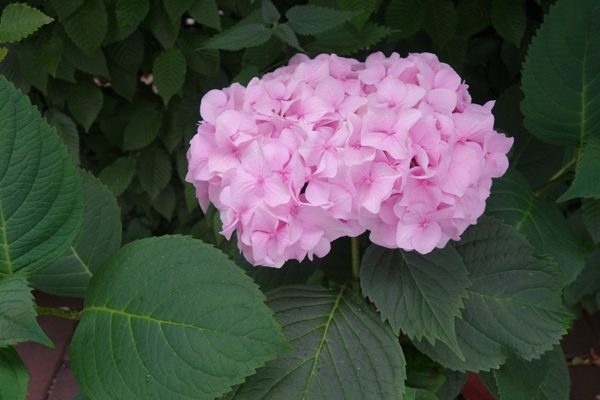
xmin=0 ymin=0 xmax=598 ymax=399
xmin=187 ymin=52 xmax=513 ymax=267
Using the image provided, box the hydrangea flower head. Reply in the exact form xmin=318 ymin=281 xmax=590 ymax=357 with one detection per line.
xmin=187 ymin=52 xmax=513 ymax=267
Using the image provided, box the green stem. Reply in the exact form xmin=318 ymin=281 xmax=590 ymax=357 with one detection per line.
xmin=351 ymin=236 xmax=360 ymax=280
xmin=35 ymin=306 xmax=82 ymax=321
xmin=533 ymin=172 xmax=576 ymax=197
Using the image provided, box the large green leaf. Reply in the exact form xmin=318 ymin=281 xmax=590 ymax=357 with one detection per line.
xmin=490 ymin=345 xmax=569 ymax=400
xmin=67 ymin=78 xmax=104 ymax=132
xmin=203 ymin=23 xmax=272 ymax=51
xmin=582 ymin=199 xmax=600 ymax=244
xmin=30 ymin=170 xmax=121 ymax=298
xmin=565 ymin=246 xmax=600 ymax=300
xmin=123 ymin=108 xmax=162 ymax=150
xmin=0 ymin=76 xmax=83 ymax=276
xmin=491 ymin=0 xmax=526 ymax=46
xmin=521 ymin=0 xmax=600 ymax=200
xmin=361 ymin=245 xmax=469 ymax=359
xmin=110 ymin=0 xmax=150 ymax=41
xmin=106 ymin=30 xmax=145 ymax=72
xmin=163 ymin=0 xmax=193 ymax=23
xmin=98 ymin=156 xmax=136 ymax=197
xmin=153 ymin=48 xmax=186 ymax=105
xmin=17 ymin=42 xmax=47 ymax=94
xmin=413 ymin=217 xmax=572 ymax=372
xmin=457 ymin=0 xmax=491 ymax=36
xmin=71 ymin=236 xmax=289 ymax=400
xmin=338 ymin=0 xmax=377 ymax=29
xmin=137 ymin=148 xmax=172 ymax=198
xmin=386 ymin=0 xmax=425 ymax=39
xmin=0 ymin=3 xmax=53 ymax=43
xmin=0 ymin=273 xmax=52 ymax=347
xmin=179 ymin=30 xmax=220 ymax=76
xmin=62 ymin=36 xmax=110 ymax=79
xmin=62 ymin=0 xmax=107 ymax=56
xmin=286 ymin=5 xmax=357 ymax=35
xmin=147 ymin=4 xmax=180 ymax=50
xmin=230 ymin=285 xmax=406 ymax=399
xmin=31 ymin=34 xmax=63 ymax=76
xmin=0 ymin=347 xmax=29 ymax=400
xmin=486 ymin=169 xmax=585 ymax=284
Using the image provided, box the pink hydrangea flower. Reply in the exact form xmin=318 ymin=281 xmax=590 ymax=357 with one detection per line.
xmin=186 ymin=52 xmax=513 ymax=267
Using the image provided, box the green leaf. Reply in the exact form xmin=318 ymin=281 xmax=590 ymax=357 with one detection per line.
xmin=0 ymin=347 xmax=29 ymax=400
xmin=30 ymin=170 xmax=121 ymax=298
xmin=403 ymin=387 xmax=438 ymax=400
xmin=46 ymin=0 xmax=83 ymax=20
xmin=150 ymin=184 xmax=175 ymax=220
xmin=147 ymin=3 xmax=180 ymax=50
xmin=32 ymin=35 xmax=63 ymax=76
xmin=272 ymin=23 xmax=302 ymax=50
xmin=404 ymin=346 xmax=447 ymax=393
xmin=310 ymin=22 xmax=393 ymax=55
xmin=107 ymin=61 xmax=137 ymax=101
xmin=361 ymin=244 xmax=468 ymax=359
xmin=422 ymin=0 xmax=457 ymax=47
xmin=286 ymin=5 xmax=357 ymax=35
xmin=491 ymin=0 xmax=525 ymax=46
xmin=0 ymin=274 xmax=52 ymax=347
xmin=188 ymin=0 xmax=221 ymax=31
xmin=45 ymin=109 xmax=80 ymax=164
xmin=71 ymin=236 xmax=289 ymax=400
xmin=338 ymin=0 xmax=377 ymax=29
xmin=17 ymin=42 xmax=47 ymax=94
xmin=566 ymin=247 xmax=600 ymax=299
xmin=114 ymin=0 xmax=149 ymax=31
xmin=179 ymin=30 xmax=220 ymax=76
xmin=106 ymin=30 xmax=145 ymax=72
xmin=0 ymin=47 xmax=7 ymax=62
xmin=241 ymin=257 xmax=319 ymax=292
xmin=137 ymin=148 xmax=172 ymax=198
xmin=435 ymin=369 xmax=467 ymax=400
xmin=62 ymin=36 xmax=110 ymax=79
xmin=521 ymin=0 xmax=600 ymax=200
xmin=492 ymin=345 xmax=569 ymax=400
xmin=0 ymin=3 xmax=53 ymax=43
xmin=123 ymin=108 xmax=162 ymax=150
xmin=153 ymin=48 xmax=186 ymax=104
xmin=486 ymin=169 xmax=585 ymax=284
xmin=386 ymin=0 xmax=425 ymax=39
xmin=230 ymin=285 xmax=406 ymax=399
xmin=494 ymin=85 xmax=566 ymax=188
xmin=98 ymin=156 xmax=136 ymax=197
xmin=413 ymin=217 xmax=572 ymax=372
xmin=62 ymin=0 xmax=107 ymax=56
xmin=163 ymin=0 xmax=193 ymax=23
xmin=261 ymin=0 xmax=280 ymax=24
xmin=582 ymin=199 xmax=600 ymax=244
xmin=0 ymin=76 xmax=83 ymax=276
xmin=203 ymin=23 xmax=272 ymax=51
xmin=67 ymin=78 xmax=103 ymax=132
xmin=457 ymin=0 xmax=491 ymax=36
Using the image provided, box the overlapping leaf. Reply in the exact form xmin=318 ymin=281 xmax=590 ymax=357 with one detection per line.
xmin=67 ymin=78 xmax=104 ymax=132
xmin=0 ymin=76 xmax=83 ymax=276
xmin=361 ymin=245 xmax=469 ymax=359
xmin=203 ymin=23 xmax=272 ymax=51
xmin=153 ymin=48 xmax=186 ymax=104
xmin=30 ymin=170 xmax=121 ymax=298
xmin=0 ymin=3 xmax=53 ymax=43
xmin=137 ymin=148 xmax=172 ymax=198
xmin=486 ymin=169 xmax=585 ymax=284
xmin=491 ymin=0 xmax=526 ymax=46
xmin=45 ymin=109 xmax=80 ymax=164
xmin=188 ymin=0 xmax=221 ymax=31
xmin=0 ymin=274 xmax=52 ymax=347
xmin=413 ymin=217 xmax=572 ymax=372
xmin=521 ymin=0 xmax=600 ymax=200
xmin=71 ymin=236 xmax=289 ymax=400
xmin=422 ymin=0 xmax=457 ymax=47
xmin=230 ymin=285 xmax=406 ymax=399
xmin=310 ymin=22 xmax=393 ymax=55
xmin=98 ymin=157 xmax=136 ymax=197
xmin=286 ymin=5 xmax=357 ymax=35
xmin=386 ymin=0 xmax=425 ymax=39
xmin=62 ymin=0 xmax=107 ymax=56
xmin=123 ymin=108 xmax=162 ymax=150
xmin=0 ymin=347 xmax=29 ymax=399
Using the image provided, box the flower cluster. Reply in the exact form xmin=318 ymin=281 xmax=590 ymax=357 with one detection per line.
xmin=186 ymin=52 xmax=513 ymax=267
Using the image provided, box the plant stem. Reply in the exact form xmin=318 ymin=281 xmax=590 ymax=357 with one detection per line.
xmin=35 ymin=306 xmax=82 ymax=321
xmin=533 ymin=171 xmax=576 ymax=197
xmin=351 ymin=236 xmax=360 ymax=280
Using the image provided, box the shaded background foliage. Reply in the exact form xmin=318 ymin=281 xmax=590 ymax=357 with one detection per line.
xmin=2 ymin=0 xmax=600 ymax=398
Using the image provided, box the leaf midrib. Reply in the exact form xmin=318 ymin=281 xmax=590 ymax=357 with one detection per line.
xmin=301 ymin=284 xmax=347 ymax=399
xmin=0 ymin=197 xmax=13 ymax=276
